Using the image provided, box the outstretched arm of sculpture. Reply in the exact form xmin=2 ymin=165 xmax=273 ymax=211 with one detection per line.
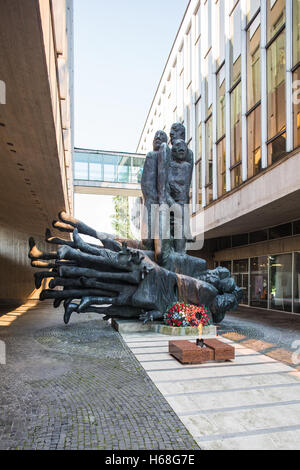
xmin=29 ymin=215 xmax=242 ymax=325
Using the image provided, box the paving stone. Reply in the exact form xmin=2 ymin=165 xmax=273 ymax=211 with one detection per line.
xmin=0 ymin=303 xmax=199 ymax=450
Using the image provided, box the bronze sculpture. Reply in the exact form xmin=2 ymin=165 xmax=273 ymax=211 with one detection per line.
xmin=29 ymin=123 xmax=242 ymax=325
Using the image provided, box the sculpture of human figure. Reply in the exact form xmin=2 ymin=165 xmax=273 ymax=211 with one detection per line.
xmin=155 ymin=122 xmax=194 ymax=262
xmin=166 ymin=139 xmax=193 ymax=254
xmin=141 ymin=130 xmax=168 ymax=250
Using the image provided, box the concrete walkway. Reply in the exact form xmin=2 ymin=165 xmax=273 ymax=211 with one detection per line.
xmin=0 ymin=301 xmax=199 ymax=450
xmin=121 ymin=331 xmax=300 ymax=450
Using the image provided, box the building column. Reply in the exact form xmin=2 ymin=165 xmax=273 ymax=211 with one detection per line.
xmin=241 ymin=0 xmax=248 ymax=182
xmin=225 ymin=0 xmax=231 ymax=192
xmin=286 ymin=0 xmax=294 ymax=152
xmin=260 ymin=0 xmax=268 ymax=169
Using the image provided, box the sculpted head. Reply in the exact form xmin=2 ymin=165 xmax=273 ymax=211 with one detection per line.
xmin=171 ymin=139 xmax=188 ymax=162
xmin=170 ymin=122 xmax=186 ymax=145
xmin=153 ymin=130 xmax=168 ymax=151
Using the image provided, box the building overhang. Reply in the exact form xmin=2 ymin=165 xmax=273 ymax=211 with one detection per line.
xmin=0 ymin=0 xmax=72 ymax=237
xmin=194 ymin=150 xmax=300 ymax=240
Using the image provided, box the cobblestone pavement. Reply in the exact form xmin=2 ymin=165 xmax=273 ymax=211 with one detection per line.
xmin=217 ymin=307 xmax=300 ymax=370
xmin=0 ymin=302 xmax=199 ymax=450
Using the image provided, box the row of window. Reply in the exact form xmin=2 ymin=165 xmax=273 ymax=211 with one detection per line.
xmin=138 ymin=1 xmax=300 ymax=209
xmin=195 ymin=0 xmax=300 ymax=206
xmin=74 ymin=151 xmax=144 ymax=184
xmin=218 ymin=252 xmax=300 ymax=314
xmin=213 ymin=219 xmax=300 ymax=251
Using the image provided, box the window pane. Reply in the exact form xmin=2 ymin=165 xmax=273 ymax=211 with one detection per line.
xmin=269 ymin=223 xmax=292 ymax=239
xmin=231 ymin=164 xmax=242 ymax=189
xmin=293 ymin=220 xmax=300 ymax=235
xmin=269 ymin=254 xmax=292 ymax=312
xmin=233 ymin=259 xmax=249 ymax=273
xmin=294 ymin=252 xmax=300 ymax=313
xmin=89 ymin=154 xmax=102 ymax=181
xmin=293 ymin=67 xmax=300 ymax=148
xmin=219 ymin=261 xmax=232 ymax=272
xmin=267 ymin=30 xmax=286 ymax=141
xmin=196 ymin=161 xmax=202 ymax=206
xmin=230 ymin=3 xmax=242 ymax=87
xmin=206 ymin=116 xmax=213 ymax=185
xmin=217 ymin=137 xmax=226 ymax=197
xmin=267 ymin=0 xmax=285 ymax=43
xmin=268 ymin=132 xmax=286 ymax=163
xmin=103 ymin=154 xmax=117 ymax=182
xmin=231 ymin=82 xmax=242 ymax=165
xmin=247 ymin=105 xmax=262 ymax=178
xmin=195 ymin=100 xmax=202 ymax=161
xmin=232 ymin=233 xmax=248 ymax=247
xmin=247 ymin=15 xmax=261 ymax=110
xmin=217 ymin=66 xmax=226 ymax=140
xmin=293 ymin=0 xmax=300 ymax=66
xmin=74 ymin=161 xmax=88 ymax=179
xmin=206 ymin=184 xmax=213 ymax=205
xmin=249 ymin=229 xmax=268 ymax=243
xmin=246 ymin=0 xmax=260 ymax=23
xmin=250 ymin=256 xmax=268 ymax=308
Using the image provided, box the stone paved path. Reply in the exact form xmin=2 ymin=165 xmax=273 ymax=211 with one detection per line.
xmin=0 ymin=301 xmax=199 ymax=450
xmin=121 ymin=330 xmax=300 ymax=450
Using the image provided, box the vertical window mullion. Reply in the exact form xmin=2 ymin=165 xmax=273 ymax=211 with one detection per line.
xmin=260 ymin=0 xmax=268 ymax=169
xmin=286 ymin=0 xmax=294 ymax=151
xmin=241 ymin=0 xmax=248 ymax=182
xmin=225 ymin=0 xmax=231 ymax=192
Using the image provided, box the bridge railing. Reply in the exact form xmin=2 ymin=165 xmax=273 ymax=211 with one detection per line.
xmin=74 ymin=149 xmax=145 ymax=185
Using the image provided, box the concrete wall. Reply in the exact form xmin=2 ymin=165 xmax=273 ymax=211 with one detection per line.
xmin=0 ymin=225 xmax=47 ymax=305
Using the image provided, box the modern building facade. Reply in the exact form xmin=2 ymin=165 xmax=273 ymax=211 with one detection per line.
xmin=0 ymin=0 xmax=74 ymax=303
xmin=137 ymin=0 xmax=300 ymax=315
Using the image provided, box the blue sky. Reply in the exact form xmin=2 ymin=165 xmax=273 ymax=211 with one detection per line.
xmin=74 ymin=0 xmax=189 ymax=153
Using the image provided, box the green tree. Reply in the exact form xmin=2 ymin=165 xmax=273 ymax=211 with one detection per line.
xmin=111 ymin=195 xmax=134 ymax=239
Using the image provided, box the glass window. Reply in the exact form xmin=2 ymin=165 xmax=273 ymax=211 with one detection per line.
xmin=293 ymin=0 xmax=300 ymax=66
xmin=293 ymin=67 xmax=300 ymax=148
xmin=205 ymin=114 xmax=213 ymax=204
xmin=219 ymin=261 xmax=232 ymax=272
xmin=88 ymin=154 xmax=102 ymax=181
xmin=230 ymin=3 xmax=242 ymax=87
xmin=250 ymin=256 xmax=268 ymax=308
xmin=217 ymin=137 xmax=226 ymax=197
xmin=231 ymin=163 xmax=242 ymax=189
xmin=231 ymin=82 xmax=242 ymax=166
xmin=217 ymin=0 xmax=226 ymax=66
xmin=195 ymin=100 xmax=202 ymax=161
xmin=196 ymin=160 xmax=202 ymax=206
xmin=74 ymin=161 xmax=88 ymax=180
xmin=74 ymin=152 xmax=89 ymax=179
xmin=216 ymin=237 xmax=232 ymax=251
xmin=269 ymin=223 xmax=292 ymax=239
xmin=233 ymin=259 xmax=249 ymax=305
xmin=131 ymin=157 xmax=144 ymax=183
xmin=246 ymin=0 xmax=260 ymax=23
xmin=267 ymin=30 xmax=286 ymax=163
xmin=293 ymin=220 xmax=300 ymax=234
xmin=217 ymin=65 xmax=226 ymax=140
xmin=232 ymin=233 xmax=249 ymax=247
xmin=247 ymin=15 xmax=261 ymax=110
xmin=267 ymin=0 xmax=285 ymax=43
xmin=247 ymin=104 xmax=262 ymax=178
xmin=294 ymin=252 xmax=300 ymax=313
xmin=249 ymin=229 xmax=268 ymax=243
xmin=269 ymin=254 xmax=292 ymax=312
xmin=103 ymin=154 xmax=117 ymax=182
